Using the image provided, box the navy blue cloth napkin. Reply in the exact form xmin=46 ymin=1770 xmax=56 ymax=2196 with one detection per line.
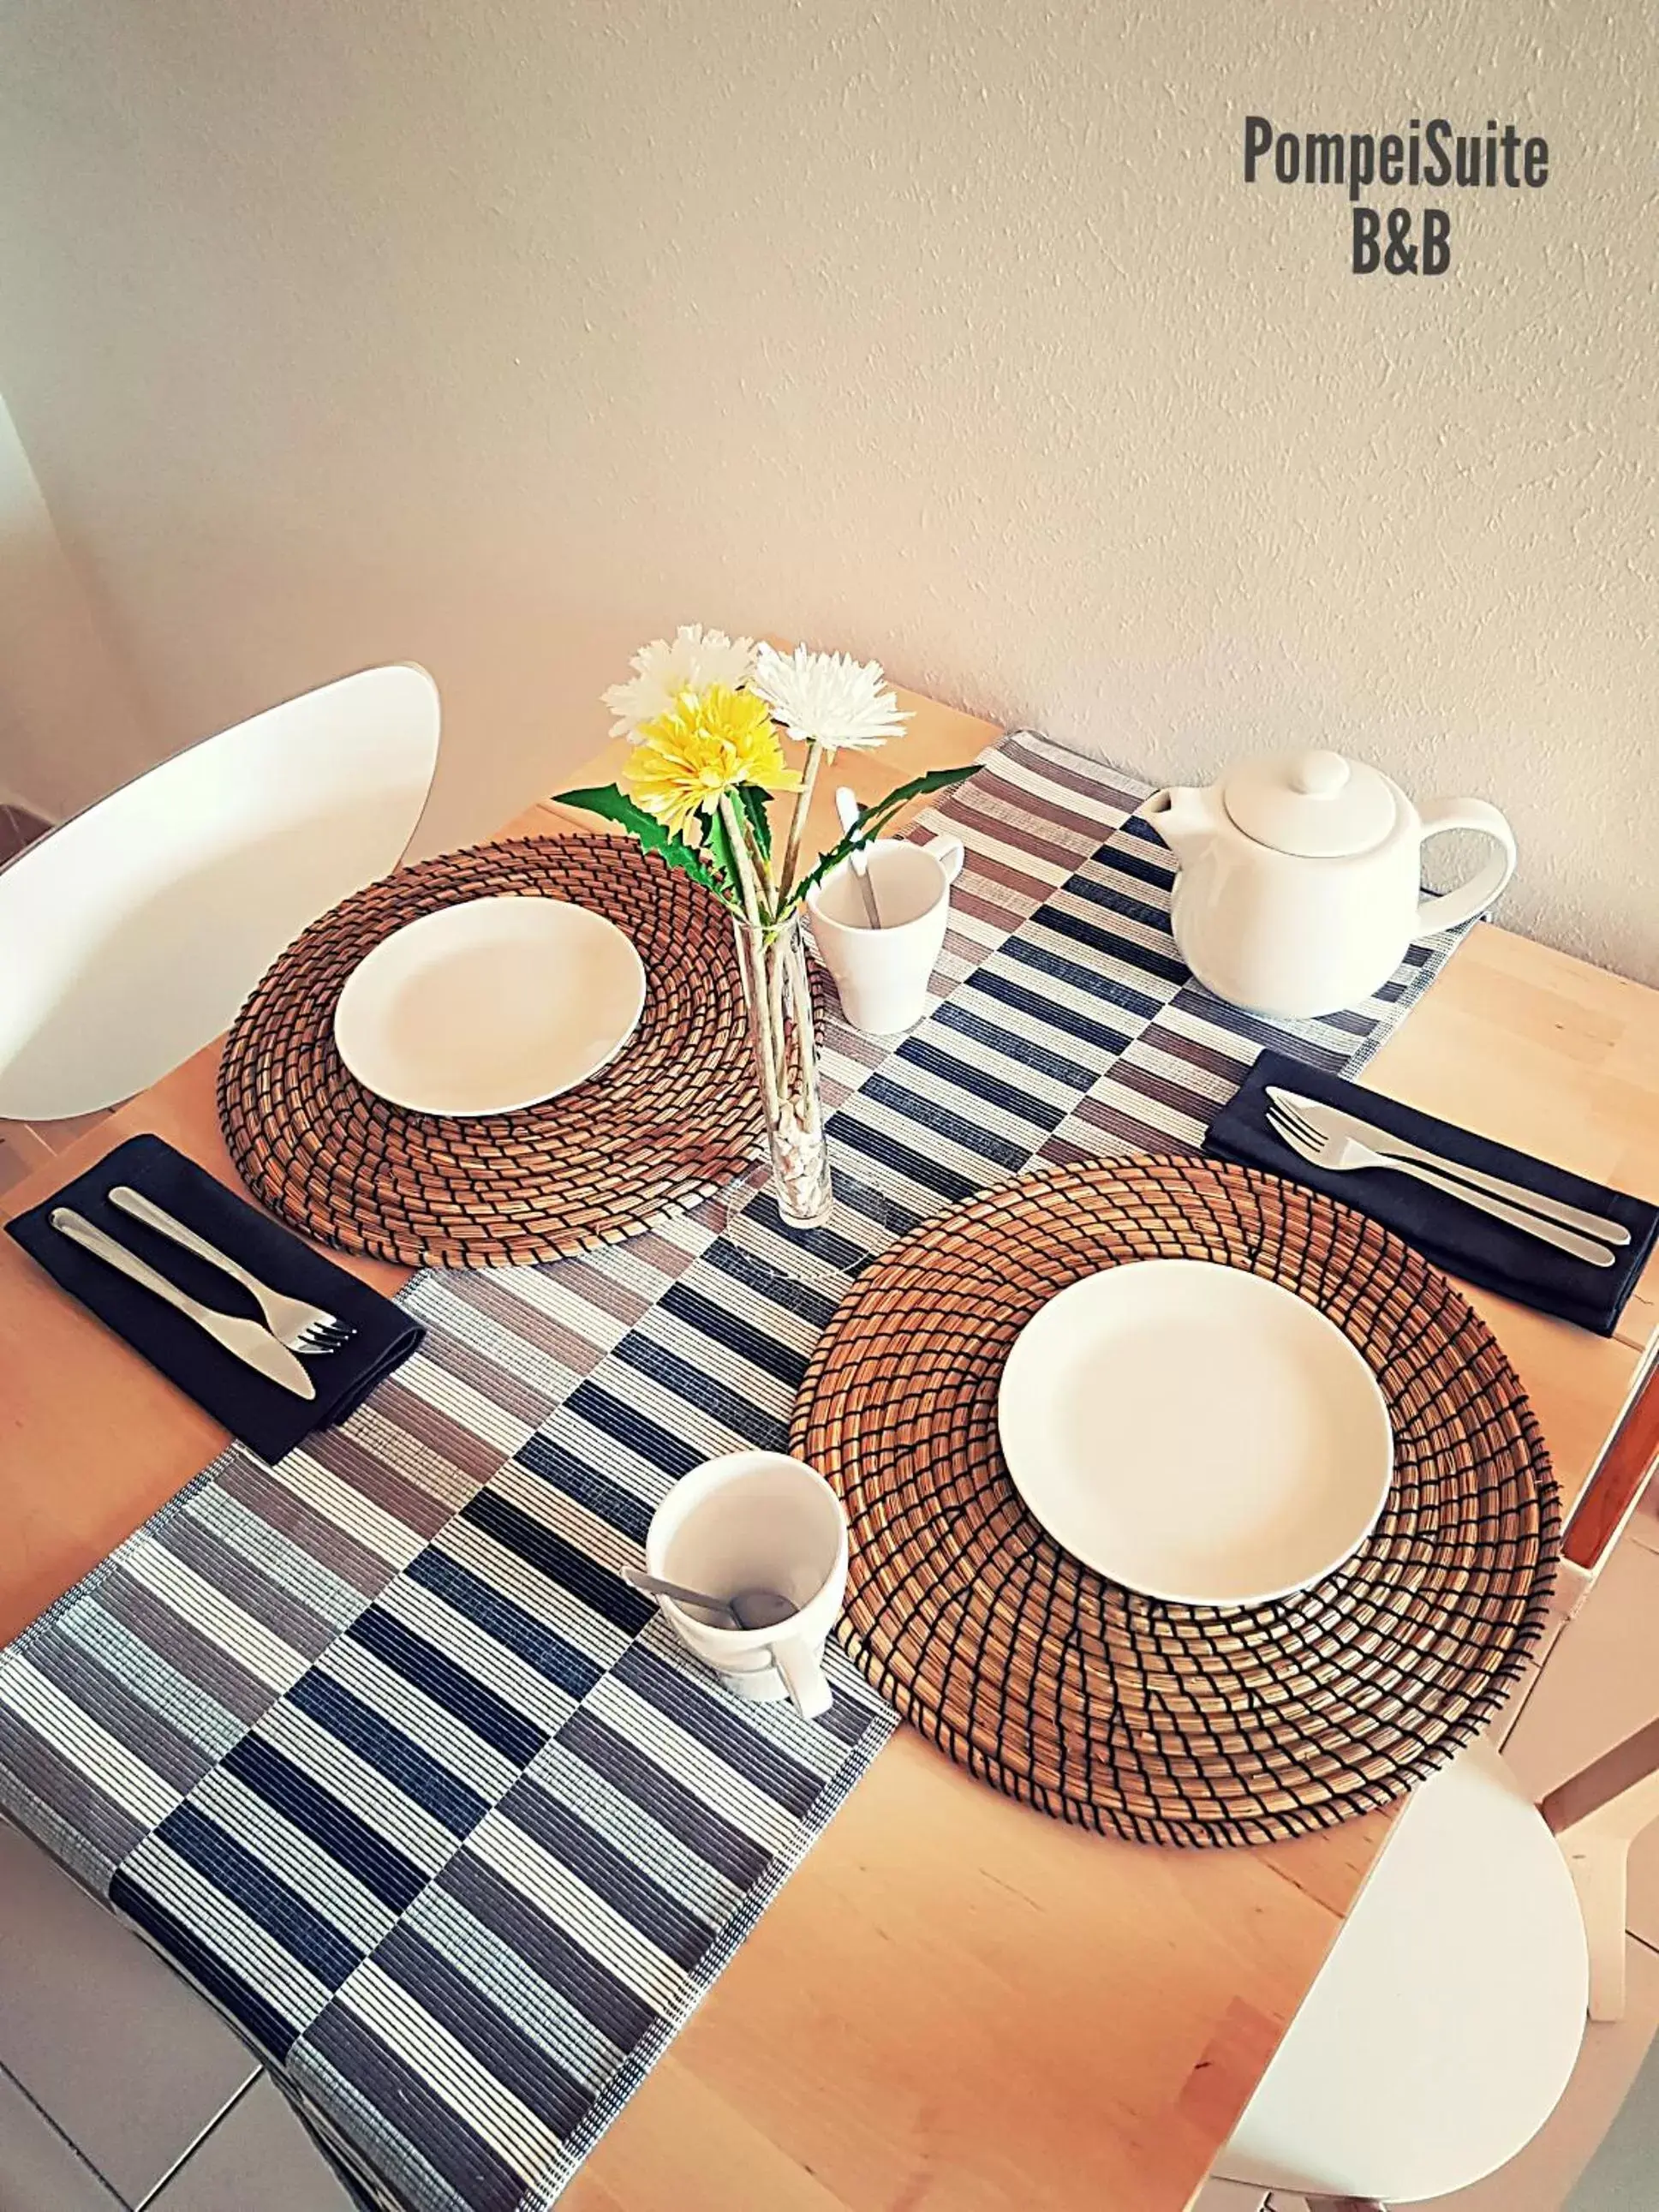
xmin=6 ymin=1133 xmax=424 ymax=1462
xmin=1207 ymin=1049 xmax=1659 ymax=1336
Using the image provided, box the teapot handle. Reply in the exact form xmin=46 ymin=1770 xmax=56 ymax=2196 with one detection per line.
xmin=1415 ymin=798 xmax=1518 ymax=937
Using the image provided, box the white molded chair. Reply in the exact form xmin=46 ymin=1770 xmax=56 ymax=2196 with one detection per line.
xmin=0 ymin=664 xmax=439 ymax=1119
xmin=1214 ymin=1378 xmax=1659 ymax=2208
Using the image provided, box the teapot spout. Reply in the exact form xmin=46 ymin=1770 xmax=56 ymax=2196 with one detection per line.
xmin=1143 ymin=784 xmax=1219 ymax=866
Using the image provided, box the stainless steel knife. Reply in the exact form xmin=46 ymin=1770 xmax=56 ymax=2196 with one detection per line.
xmin=50 ymin=1208 xmax=317 ymax=1400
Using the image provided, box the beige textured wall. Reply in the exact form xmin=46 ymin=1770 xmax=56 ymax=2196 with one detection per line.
xmin=0 ymin=3 xmax=1652 ymax=974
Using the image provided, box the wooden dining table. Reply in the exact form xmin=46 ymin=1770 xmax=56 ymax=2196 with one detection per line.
xmin=3 ymin=687 xmax=1658 ymax=2212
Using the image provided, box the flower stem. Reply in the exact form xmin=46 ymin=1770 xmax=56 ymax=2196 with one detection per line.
xmin=719 ymin=795 xmax=766 ymax=930
xmin=720 ymin=797 xmax=786 ymax=1132
xmin=760 ymin=755 xmax=814 ymax=1074
xmin=777 ymin=742 xmax=824 ymax=909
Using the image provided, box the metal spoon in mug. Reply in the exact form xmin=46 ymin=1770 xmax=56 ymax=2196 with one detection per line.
xmin=834 ymin=786 xmax=885 ymax=929
xmin=625 ymin=1567 xmax=795 ymax=1630
xmin=728 ymin=1587 xmax=797 ymax=1629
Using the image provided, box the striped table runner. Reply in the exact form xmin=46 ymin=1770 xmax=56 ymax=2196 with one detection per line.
xmin=0 ymin=732 xmax=1465 ymax=2212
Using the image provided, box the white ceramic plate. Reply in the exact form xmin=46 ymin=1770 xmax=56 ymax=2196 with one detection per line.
xmin=997 ymin=1259 xmax=1393 ymax=1606
xmin=333 ymin=895 xmax=647 ymax=1116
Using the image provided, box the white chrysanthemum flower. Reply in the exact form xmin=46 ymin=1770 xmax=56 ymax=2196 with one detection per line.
xmin=750 ymin=643 xmax=910 ymax=753
xmin=603 ymin=625 xmax=758 ymax=739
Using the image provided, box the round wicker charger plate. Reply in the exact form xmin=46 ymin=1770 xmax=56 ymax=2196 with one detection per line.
xmin=218 ymin=836 xmax=766 ymax=1267
xmin=792 ymin=1156 xmax=1560 ymax=1848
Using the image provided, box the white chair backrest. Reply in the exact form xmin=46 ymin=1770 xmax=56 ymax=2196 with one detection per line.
xmin=0 ymin=664 xmax=440 ymax=1118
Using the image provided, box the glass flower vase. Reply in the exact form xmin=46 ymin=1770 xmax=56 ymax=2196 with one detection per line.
xmin=731 ymin=913 xmax=832 ymax=1229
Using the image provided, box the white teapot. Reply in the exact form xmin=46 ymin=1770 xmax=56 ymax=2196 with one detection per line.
xmin=1145 ymin=750 xmax=1516 ymax=1020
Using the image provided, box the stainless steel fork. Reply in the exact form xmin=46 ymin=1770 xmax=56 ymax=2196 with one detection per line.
xmin=1265 ymin=1101 xmax=1615 ymax=1268
xmin=107 ymin=1186 xmax=359 ymax=1352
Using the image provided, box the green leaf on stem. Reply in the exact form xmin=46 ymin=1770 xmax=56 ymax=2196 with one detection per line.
xmin=701 ymin=801 xmax=749 ymax=910
xmin=787 ymin=763 xmax=976 ymax=908
xmin=733 ymin=783 xmax=773 ymax=866
xmin=552 ymin=784 xmax=728 ymax=899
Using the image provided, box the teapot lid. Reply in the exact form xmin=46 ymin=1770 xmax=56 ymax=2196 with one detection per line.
xmin=1222 ymin=750 xmax=1398 ymax=859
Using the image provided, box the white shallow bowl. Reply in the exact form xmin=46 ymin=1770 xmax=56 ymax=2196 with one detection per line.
xmin=333 ymin=895 xmax=647 ymax=1116
xmin=996 ymin=1258 xmax=1393 ymax=1607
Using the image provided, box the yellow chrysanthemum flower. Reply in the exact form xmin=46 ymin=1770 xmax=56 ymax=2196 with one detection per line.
xmin=624 ymin=685 xmax=799 ymax=839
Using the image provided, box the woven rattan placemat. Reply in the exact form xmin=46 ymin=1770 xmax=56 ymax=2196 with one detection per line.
xmin=793 ymin=1155 xmax=1560 ymax=1847
xmin=218 ymin=836 xmax=763 ymax=1266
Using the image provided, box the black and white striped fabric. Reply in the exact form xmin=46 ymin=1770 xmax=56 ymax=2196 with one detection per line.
xmin=0 ymin=733 xmax=1467 ymax=2212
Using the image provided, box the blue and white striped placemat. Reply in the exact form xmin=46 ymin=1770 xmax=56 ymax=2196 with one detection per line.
xmin=0 ymin=732 xmax=1466 ymax=2211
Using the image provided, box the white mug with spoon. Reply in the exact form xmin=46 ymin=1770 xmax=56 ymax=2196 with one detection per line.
xmin=642 ymin=1450 xmax=849 ymax=1719
xmin=809 ymin=793 xmax=964 ymax=1037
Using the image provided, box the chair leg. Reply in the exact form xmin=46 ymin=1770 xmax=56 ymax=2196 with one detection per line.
xmin=1262 ymin=2195 xmax=1388 ymax=2210
xmin=1561 ymin=1832 xmax=1630 ymax=2022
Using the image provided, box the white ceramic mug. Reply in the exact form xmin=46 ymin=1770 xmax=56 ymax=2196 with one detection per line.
xmin=807 ymin=834 xmax=965 ymax=1036
xmin=644 ymin=1450 xmax=849 ymax=1719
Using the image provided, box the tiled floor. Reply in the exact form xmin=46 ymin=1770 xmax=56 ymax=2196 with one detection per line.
xmin=0 ymin=1824 xmax=352 ymax=2207
xmin=0 ymin=2036 xmax=353 ymax=2209
xmin=141 ymin=2078 xmax=355 ymax=2211
xmin=0 ymin=2063 xmax=123 ymax=2211
xmin=0 ymin=1824 xmax=254 ymax=2198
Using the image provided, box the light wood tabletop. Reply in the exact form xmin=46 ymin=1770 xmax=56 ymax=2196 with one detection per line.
xmin=3 ymin=690 xmax=1657 ymax=2212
